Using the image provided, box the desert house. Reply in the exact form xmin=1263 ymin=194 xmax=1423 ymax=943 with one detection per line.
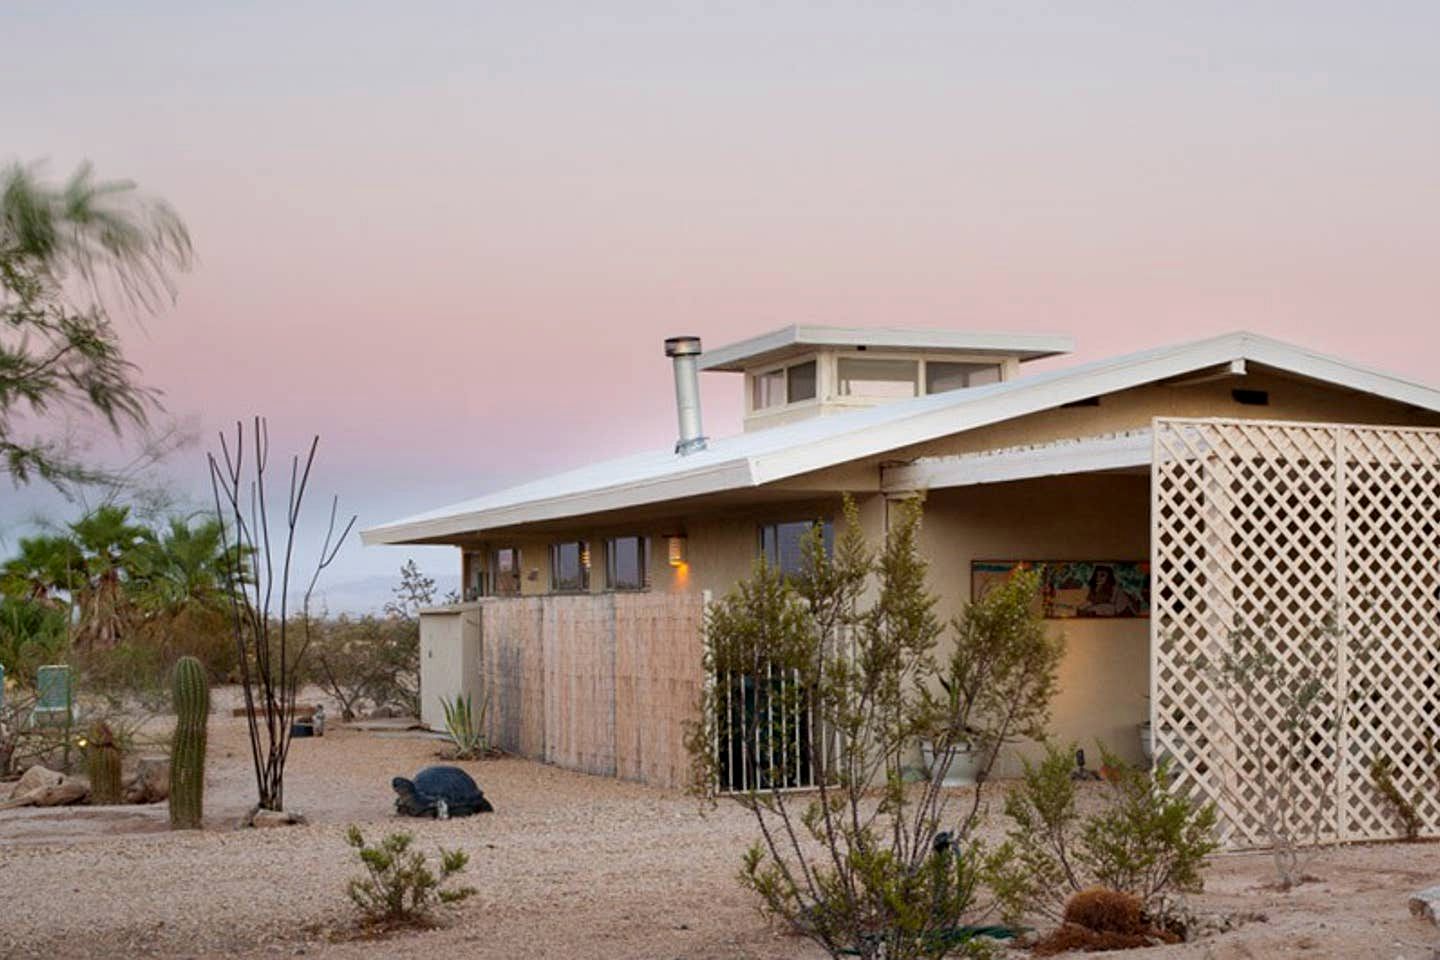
xmin=363 ymin=326 xmax=1440 ymax=845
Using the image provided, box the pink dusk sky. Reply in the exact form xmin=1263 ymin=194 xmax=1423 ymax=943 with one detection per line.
xmin=4 ymin=2 xmax=1439 ymax=597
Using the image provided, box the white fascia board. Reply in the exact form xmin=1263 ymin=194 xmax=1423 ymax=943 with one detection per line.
xmin=746 ymin=334 xmax=1248 ymax=485
xmin=697 ymin=326 xmax=802 ymax=371
xmin=698 ymin=325 xmax=1075 ymax=371
xmin=1239 ymin=336 xmax=1440 ymax=412
xmin=882 ymin=432 xmax=1153 ymax=493
xmin=359 ymin=458 xmax=756 ymax=544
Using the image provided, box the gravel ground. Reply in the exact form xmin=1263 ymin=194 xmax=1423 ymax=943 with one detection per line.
xmin=2 ymin=690 xmax=1440 ymax=959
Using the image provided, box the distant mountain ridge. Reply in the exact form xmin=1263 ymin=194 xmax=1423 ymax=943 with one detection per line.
xmin=310 ymin=572 xmax=461 ymax=616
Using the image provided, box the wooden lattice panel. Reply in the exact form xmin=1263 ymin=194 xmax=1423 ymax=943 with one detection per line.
xmin=1153 ymin=418 xmax=1440 ymax=847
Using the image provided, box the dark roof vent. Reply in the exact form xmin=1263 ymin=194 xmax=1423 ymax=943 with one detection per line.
xmin=1232 ymin=388 xmax=1270 ymax=406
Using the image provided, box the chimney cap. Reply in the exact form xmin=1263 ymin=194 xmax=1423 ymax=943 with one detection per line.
xmin=664 ymin=336 xmax=703 ymax=358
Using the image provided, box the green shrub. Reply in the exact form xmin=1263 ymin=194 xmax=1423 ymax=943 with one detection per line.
xmin=687 ymin=498 xmax=1062 ymax=960
xmin=344 ymin=825 xmax=475 ymax=927
xmin=988 ymin=743 xmax=1217 ymax=925
xmin=1078 ymin=748 xmax=1218 ymax=911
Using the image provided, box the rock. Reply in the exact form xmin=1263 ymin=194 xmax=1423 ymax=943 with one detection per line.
xmin=0 ymin=765 xmax=89 ymax=809
xmin=33 ymin=778 xmax=88 ymax=806
xmin=14 ymin=764 xmax=64 ymax=794
xmin=0 ymin=765 xmax=85 ymax=809
xmin=123 ymin=756 xmax=170 ymax=804
xmin=245 ymin=806 xmax=309 ymax=828
xmin=1409 ymin=885 xmax=1440 ymax=925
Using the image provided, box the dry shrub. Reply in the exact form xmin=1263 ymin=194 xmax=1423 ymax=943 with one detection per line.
xmin=1033 ymin=887 xmax=1180 ymax=956
xmin=1063 ymin=888 xmax=1142 ymax=935
xmin=1032 ymin=923 xmax=1153 ymax=956
xmin=133 ymin=605 xmax=238 ymax=681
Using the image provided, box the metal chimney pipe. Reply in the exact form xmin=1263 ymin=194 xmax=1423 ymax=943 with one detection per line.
xmin=664 ymin=336 xmax=707 ymax=455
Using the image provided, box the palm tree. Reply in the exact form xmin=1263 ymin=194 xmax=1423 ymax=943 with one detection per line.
xmin=0 ymin=534 xmax=83 ymax=604
xmin=1 ymin=161 xmax=192 ymax=490
xmin=134 ymin=515 xmax=240 ymax=614
xmin=67 ymin=504 xmax=152 ymax=651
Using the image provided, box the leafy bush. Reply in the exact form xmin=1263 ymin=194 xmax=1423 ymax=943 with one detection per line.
xmin=344 ymin=825 xmax=475 ymax=927
xmin=988 ymin=743 xmax=1217 ymax=926
xmin=686 ymin=497 xmax=1063 ymax=960
xmin=441 ymin=691 xmax=489 ymax=760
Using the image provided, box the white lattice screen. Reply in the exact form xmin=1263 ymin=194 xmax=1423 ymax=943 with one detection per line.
xmin=1152 ymin=417 xmax=1440 ymax=848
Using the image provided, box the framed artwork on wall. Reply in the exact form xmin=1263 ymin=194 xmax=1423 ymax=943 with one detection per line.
xmin=971 ymin=560 xmax=1150 ymax=619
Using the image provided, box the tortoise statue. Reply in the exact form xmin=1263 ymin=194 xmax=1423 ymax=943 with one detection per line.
xmin=392 ymin=765 xmax=494 ymax=819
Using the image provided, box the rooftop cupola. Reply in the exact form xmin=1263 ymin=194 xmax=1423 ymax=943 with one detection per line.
xmin=698 ymin=325 xmax=1073 ymax=432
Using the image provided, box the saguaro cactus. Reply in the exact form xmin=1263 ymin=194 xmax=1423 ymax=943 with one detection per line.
xmin=169 ymin=655 xmax=210 ymax=829
xmin=86 ymin=722 xmax=122 ymax=804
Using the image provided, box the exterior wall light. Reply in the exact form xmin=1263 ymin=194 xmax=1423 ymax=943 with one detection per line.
xmin=667 ymin=534 xmax=687 ymax=567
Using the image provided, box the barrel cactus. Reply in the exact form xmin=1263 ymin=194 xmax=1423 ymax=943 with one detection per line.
xmin=86 ymin=722 xmax=122 ymax=805
xmin=168 ymin=655 xmax=210 ymax=829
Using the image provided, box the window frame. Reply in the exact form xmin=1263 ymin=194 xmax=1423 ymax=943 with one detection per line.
xmin=463 ymin=551 xmax=484 ymax=601
xmin=757 ymin=518 xmax=835 ymax=580
xmin=749 ymin=355 xmax=822 ymax=413
xmin=786 ymin=359 xmax=817 ymax=404
xmin=923 ymin=359 xmax=1003 ymax=395
xmin=604 ymin=535 xmax=649 ymax=592
xmin=489 ymin=546 xmax=521 ymax=597
xmin=549 ymin=540 xmax=590 ymax=594
xmin=835 ymin=356 xmax=920 ymax=400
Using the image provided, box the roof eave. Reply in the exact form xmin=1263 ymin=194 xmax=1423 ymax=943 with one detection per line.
xmin=697 ymin=326 xmax=1075 ymax=372
xmin=362 ymin=331 xmax=1440 ymax=547
xmin=359 ymin=458 xmax=758 ymax=545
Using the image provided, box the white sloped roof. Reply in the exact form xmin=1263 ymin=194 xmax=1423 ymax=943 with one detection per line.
xmin=361 ymin=331 xmax=1440 ymax=545
xmin=696 ymin=325 xmax=1073 ymax=371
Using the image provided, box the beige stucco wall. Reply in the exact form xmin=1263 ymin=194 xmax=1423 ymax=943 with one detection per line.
xmin=919 ymin=475 xmax=1152 ymax=775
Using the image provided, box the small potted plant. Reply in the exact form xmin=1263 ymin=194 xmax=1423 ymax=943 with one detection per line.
xmin=1138 ymin=696 xmax=1154 ymax=763
xmin=920 ymin=678 xmax=985 ymax=787
xmin=920 ymin=735 xmax=983 ymax=787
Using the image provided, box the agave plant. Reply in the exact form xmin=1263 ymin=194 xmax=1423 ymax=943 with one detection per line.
xmin=441 ymin=691 xmax=490 ymax=760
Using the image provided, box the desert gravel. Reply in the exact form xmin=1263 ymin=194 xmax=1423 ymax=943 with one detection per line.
xmin=3 ymin=691 xmax=1440 ymax=959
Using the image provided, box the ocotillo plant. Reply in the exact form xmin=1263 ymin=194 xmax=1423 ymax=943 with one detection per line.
xmin=86 ymin=722 xmax=122 ymax=805
xmin=169 ymin=655 xmax=210 ymax=829
xmin=209 ymin=419 xmax=353 ymax=812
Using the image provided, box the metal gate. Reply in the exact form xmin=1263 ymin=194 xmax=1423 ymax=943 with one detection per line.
xmin=1152 ymin=417 xmax=1440 ymax=846
xmin=714 ymin=663 xmax=817 ymax=793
